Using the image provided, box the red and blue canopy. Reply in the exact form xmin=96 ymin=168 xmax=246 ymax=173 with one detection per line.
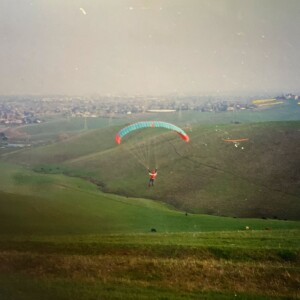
xmin=115 ymin=121 xmax=189 ymax=144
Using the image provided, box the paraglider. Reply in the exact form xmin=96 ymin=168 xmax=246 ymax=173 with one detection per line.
xmin=115 ymin=121 xmax=189 ymax=186
xmin=148 ymin=168 xmax=158 ymax=187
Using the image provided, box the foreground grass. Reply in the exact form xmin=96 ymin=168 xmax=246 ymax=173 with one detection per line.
xmin=0 ymin=275 xmax=282 ymax=300
xmin=0 ymin=231 xmax=299 ymax=299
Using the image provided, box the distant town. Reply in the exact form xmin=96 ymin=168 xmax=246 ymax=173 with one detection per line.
xmin=0 ymin=93 xmax=299 ymax=127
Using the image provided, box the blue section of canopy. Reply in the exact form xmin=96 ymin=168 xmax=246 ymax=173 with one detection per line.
xmin=118 ymin=121 xmax=186 ymax=138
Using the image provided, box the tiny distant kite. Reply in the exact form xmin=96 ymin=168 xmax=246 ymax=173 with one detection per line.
xmin=80 ymin=7 xmax=87 ymax=15
xmin=223 ymin=138 xmax=249 ymax=148
xmin=223 ymin=138 xmax=249 ymax=143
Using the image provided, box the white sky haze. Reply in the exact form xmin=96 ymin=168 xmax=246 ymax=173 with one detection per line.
xmin=1 ymin=0 xmax=300 ymax=96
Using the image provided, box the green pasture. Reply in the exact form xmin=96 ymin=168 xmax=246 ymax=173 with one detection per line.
xmin=1 ymin=230 xmax=299 ymax=256
xmin=0 ymin=162 xmax=299 ymax=236
xmin=3 ymin=120 xmax=300 ymax=220
xmin=22 ymin=116 xmax=126 ymax=138
xmin=1 ymin=275 xmax=288 ymax=300
xmin=0 ymin=228 xmax=299 ymax=300
xmin=1 ymin=125 xmax=119 ymax=165
xmin=1 ymin=107 xmax=300 ymax=299
xmin=0 ymin=229 xmax=299 ymax=299
xmin=0 ymin=164 xmax=299 ymax=299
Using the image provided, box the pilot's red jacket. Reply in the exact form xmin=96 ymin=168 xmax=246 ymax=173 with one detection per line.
xmin=149 ymin=169 xmax=157 ymax=179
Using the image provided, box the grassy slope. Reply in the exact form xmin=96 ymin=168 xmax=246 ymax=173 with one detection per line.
xmin=1 ymin=107 xmax=300 ymax=300
xmin=0 ymin=162 xmax=299 ymax=299
xmin=5 ymin=120 xmax=299 ymax=219
xmin=15 ymin=117 xmax=127 ymax=143
xmin=1 ymin=162 xmax=298 ymax=235
xmin=68 ymin=121 xmax=300 ymax=219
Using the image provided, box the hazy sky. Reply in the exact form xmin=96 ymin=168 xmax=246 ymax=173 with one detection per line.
xmin=1 ymin=0 xmax=300 ymax=96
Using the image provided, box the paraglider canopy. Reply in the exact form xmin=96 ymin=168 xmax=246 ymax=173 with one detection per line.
xmin=115 ymin=121 xmax=189 ymax=169
xmin=115 ymin=121 xmax=189 ymax=144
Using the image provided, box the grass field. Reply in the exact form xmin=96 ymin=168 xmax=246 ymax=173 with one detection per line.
xmin=4 ymin=119 xmax=299 ymax=220
xmin=1 ymin=162 xmax=298 ymax=235
xmin=20 ymin=116 xmax=127 ymax=143
xmin=0 ymin=229 xmax=299 ymax=299
xmin=0 ymin=162 xmax=299 ymax=299
xmin=0 ymin=108 xmax=299 ymax=299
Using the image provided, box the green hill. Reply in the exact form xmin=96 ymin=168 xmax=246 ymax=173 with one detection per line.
xmin=0 ymin=162 xmax=299 ymax=299
xmin=2 ymin=120 xmax=300 ymax=220
xmin=0 ymin=142 xmax=299 ymax=299
xmin=0 ymin=162 xmax=299 ymax=235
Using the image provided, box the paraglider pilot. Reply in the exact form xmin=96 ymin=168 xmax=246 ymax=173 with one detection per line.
xmin=148 ymin=168 xmax=158 ymax=187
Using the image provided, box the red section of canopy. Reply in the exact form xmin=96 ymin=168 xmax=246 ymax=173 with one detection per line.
xmin=115 ymin=134 xmax=121 ymax=144
xmin=177 ymin=132 xmax=190 ymax=142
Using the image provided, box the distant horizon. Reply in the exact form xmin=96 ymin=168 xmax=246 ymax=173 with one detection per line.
xmin=0 ymin=90 xmax=299 ymax=99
